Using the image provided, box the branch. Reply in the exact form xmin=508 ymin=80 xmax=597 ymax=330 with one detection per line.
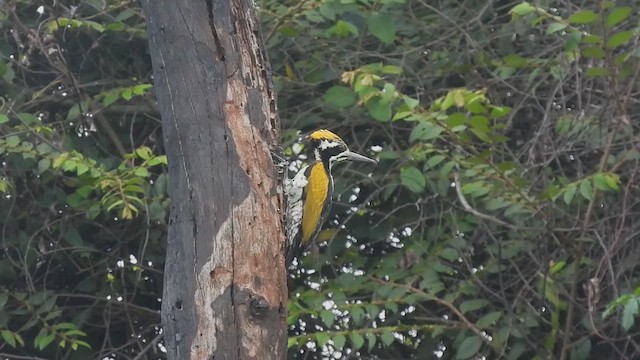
xmin=453 ymin=172 xmax=522 ymax=231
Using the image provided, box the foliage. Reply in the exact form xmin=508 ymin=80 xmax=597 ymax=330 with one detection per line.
xmin=1 ymin=0 xmax=640 ymax=358
xmin=1 ymin=0 xmax=164 ymax=358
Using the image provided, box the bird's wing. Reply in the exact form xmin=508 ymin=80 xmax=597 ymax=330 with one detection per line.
xmin=285 ymin=164 xmax=310 ymax=257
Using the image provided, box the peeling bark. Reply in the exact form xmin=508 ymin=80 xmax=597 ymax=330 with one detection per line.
xmin=141 ymin=0 xmax=286 ymax=359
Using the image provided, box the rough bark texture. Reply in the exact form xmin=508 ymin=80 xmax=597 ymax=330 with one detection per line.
xmin=141 ymin=0 xmax=287 ymax=359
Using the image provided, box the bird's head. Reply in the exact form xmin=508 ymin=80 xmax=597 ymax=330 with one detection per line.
xmin=308 ymin=129 xmax=377 ymax=168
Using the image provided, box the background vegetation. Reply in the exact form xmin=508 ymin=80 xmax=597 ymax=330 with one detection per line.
xmin=1 ymin=0 xmax=639 ymax=358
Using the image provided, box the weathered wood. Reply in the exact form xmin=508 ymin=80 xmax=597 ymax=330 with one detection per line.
xmin=140 ymin=0 xmax=286 ymax=358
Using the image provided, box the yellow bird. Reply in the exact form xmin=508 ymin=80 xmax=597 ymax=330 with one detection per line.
xmin=285 ymin=129 xmax=377 ymax=265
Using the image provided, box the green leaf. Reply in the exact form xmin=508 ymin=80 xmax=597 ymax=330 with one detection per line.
xmin=585 ymin=67 xmax=609 ymax=77
xmin=63 ymin=160 xmax=77 ymax=172
xmin=30 ymin=291 xmax=48 ymax=305
xmin=387 ymin=287 xmax=406 ymax=300
xmin=72 ymin=339 xmax=91 ymax=349
xmin=439 ymin=247 xmax=459 ymax=261
xmin=66 ymin=103 xmax=84 ymax=122
xmin=147 ymin=155 xmax=168 ymax=166
xmin=380 ymin=331 xmax=394 ymax=346
xmin=607 ymin=30 xmax=634 ymax=48
xmin=410 ymin=122 xmax=443 ymax=142
xmin=582 ymin=34 xmax=602 ymax=44
xmin=582 ymin=47 xmax=605 ymax=59
xmin=579 ymin=180 xmax=593 ymax=200
xmin=426 ymin=155 xmax=446 ymax=169
xmin=502 ymin=55 xmax=528 ymax=67
xmin=510 ymin=2 xmax=536 ymax=16
xmin=441 ymin=91 xmax=456 ymax=110
xmin=64 ymin=329 xmax=87 ymax=337
xmin=64 ymin=227 xmax=84 ymax=247
xmin=102 ymin=89 xmax=120 ymax=106
xmin=485 ymin=197 xmax=510 ymax=210
xmin=0 ymin=180 xmax=8 ymax=193
xmin=593 ymin=174 xmax=609 ymax=190
xmin=604 ymin=173 xmax=619 ymax=190
xmin=316 ymin=332 xmax=330 ymax=347
xmin=39 ymin=296 xmax=57 ymax=313
xmin=622 ymin=298 xmax=639 ymax=331
xmin=76 ymin=163 xmax=89 ymax=176
xmin=476 ymin=311 xmax=503 ymax=328
xmin=17 ymin=112 xmax=40 ymax=125
xmin=350 ymin=333 xmax=365 ymax=350
xmin=367 ymin=13 xmax=395 ymax=44
xmin=550 ymin=260 xmax=566 ymax=274
xmin=490 ymin=106 xmax=511 ymax=117
xmin=546 ymin=22 xmax=568 ymax=35
xmin=382 ymin=65 xmax=403 ymax=75
xmin=76 ymin=186 xmax=92 ymax=198
xmin=466 ymin=100 xmax=485 ymax=114
xmin=455 ymin=336 xmax=482 ymax=359
xmin=332 ymin=334 xmax=346 ymax=349
xmin=135 ymin=146 xmax=152 ymax=160
xmin=381 ymin=83 xmax=396 ymax=103
xmin=606 ymin=7 xmax=632 ymax=28
xmin=503 ymin=341 xmax=525 ymax=359
xmin=567 ymin=10 xmax=598 ymax=24
xmin=115 ymin=8 xmax=137 ymax=21
xmin=37 ymin=159 xmax=51 ymax=174
xmin=366 ymin=332 xmax=376 ymax=352
xmin=1 ymin=330 xmax=16 ymax=347
xmin=366 ymin=97 xmax=392 ymax=122
xmin=38 ymin=333 xmax=56 ymax=350
xmin=121 ymin=88 xmax=133 ymax=101
xmin=440 ymin=161 xmax=456 ymax=178
xmin=134 ymin=167 xmax=150 ymax=177
xmin=571 ymin=339 xmax=591 ymax=360
xmin=6 ymin=135 xmax=20 ymax=147
xmin=132 ymin=83 xmax=152 ymax=95
xmin=326 ymin=20 xmax=359 ymax=38
xmin=470 ymin=128 xmax=492 ymax=142
xmin=400 ymin=166 xmax=426 ymax=193
xmin=563 ymin=184 xmax=577 ymax=205
xmin=320 ymin=310 xmax=334 ymax=327
xmin=364 ymin=304 xmax=379 ymax=319
xmin=37 ymin=143 xmax=54 ymax=154
xmin=350 ymin=306 xmax=365 ymax=325
xmin=461 ymin=181 xmax=489 ymax=197
xmin=323 ymin=86 xmax=356 ymax=108
xmin=460 ymin=299 xmax=489 ymax=313
xmin=13 ymin=333 xmax=24 ymax=346
xmin=564 ymin=30 xmax=582 ymax=52
xmin=0 ymin=114 xmax=9 ymax=124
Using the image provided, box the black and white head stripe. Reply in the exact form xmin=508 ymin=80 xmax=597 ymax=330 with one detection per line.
xmin=319 ymin=139 xmax=343 ymax=150
xmin=307 ymin=128 xmax=378 ymax=166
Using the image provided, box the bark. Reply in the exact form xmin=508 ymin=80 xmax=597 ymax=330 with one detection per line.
xmin=141 ymin=0 xmax=287 ymax=359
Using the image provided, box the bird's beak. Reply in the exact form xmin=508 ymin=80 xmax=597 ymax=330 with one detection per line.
xmin=344 ymin=150 xmax=378 ymax=164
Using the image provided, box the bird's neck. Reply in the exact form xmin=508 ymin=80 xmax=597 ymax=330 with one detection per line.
xmin=313 ymin=148 xmax=330 ymax=171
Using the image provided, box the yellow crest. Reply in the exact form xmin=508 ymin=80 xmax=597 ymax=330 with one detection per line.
xmin=309 ymin=129 xmax=343 ymax=142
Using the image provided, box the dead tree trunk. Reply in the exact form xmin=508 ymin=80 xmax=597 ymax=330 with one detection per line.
xmin=141 ymin=0 xmax=287 ymax=359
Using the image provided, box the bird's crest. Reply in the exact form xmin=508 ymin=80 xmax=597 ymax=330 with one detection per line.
xmin=309 ymin=129 xmax=343 ymax=142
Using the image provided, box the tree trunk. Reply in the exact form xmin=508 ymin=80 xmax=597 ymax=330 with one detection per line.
xmin=140 ymin=1 xmax=287 ymax=359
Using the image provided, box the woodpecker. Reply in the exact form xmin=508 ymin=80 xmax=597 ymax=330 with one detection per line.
xmin=285 ymin=129 xmax=377 ymax=265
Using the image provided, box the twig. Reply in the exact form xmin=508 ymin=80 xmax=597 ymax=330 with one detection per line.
xmin=453 ymin=172 xmax=523 ymax=231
